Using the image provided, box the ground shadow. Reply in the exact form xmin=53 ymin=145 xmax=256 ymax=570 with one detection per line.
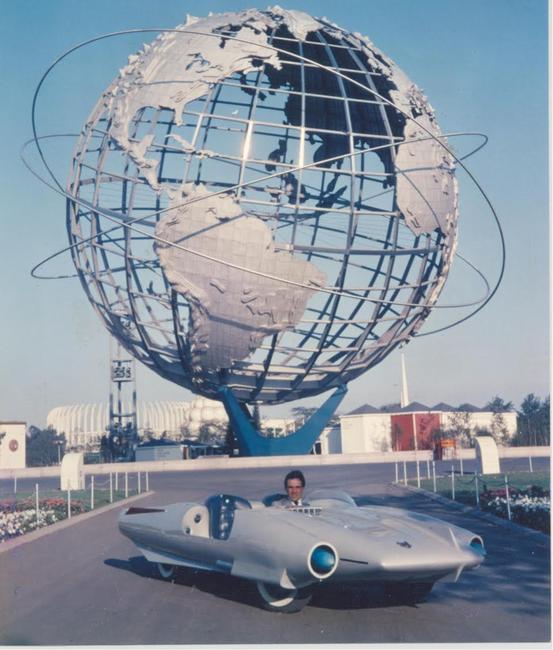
xmin=105 ymin=556 xmax=259 ymax=608
xmin=104 ymin=555 xmax=430 ymax=612
xmin=310 ymin=581 xmax=430 ymax=610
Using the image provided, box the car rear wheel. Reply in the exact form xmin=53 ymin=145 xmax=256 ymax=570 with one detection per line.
xmin=383 ymin=581 xmax=434 ymax=603
xmin=157 ymin=563 xmax=175 ymax=580
xmin=255 ymin=581 xmax=312 ymax=613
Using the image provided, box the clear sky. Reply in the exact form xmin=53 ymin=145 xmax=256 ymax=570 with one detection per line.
xmin=0 ymin=0 xmax=549 ymax=428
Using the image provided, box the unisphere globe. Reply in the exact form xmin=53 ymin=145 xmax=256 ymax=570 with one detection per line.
xmin=66 ymin=7 xmax=458 ymax=404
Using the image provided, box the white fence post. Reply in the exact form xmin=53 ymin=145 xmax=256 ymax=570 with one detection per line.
xmin=505 ymin=475 xmax=512 ymax=521
xmin=394 ymin=462 xmax=398 ymax=483
xmin=68 ymin=488 xmax=71 ymax=519
xmin=138 ymin=472 xmax=141 ymax=494
xmin=115 ymin=472 xmax=119 ymax=491
xmin=35 ymin=483 xmax=40 ymax=529
xmin=528 ymin=456 xmax=533 ymax=472
xmin=451 ymin=465 xmax=455 ymax=500
xmin=426 ymin=458 xmax=430 ymax=479
xmin=125 ymin=472 xmax=128 ymax=498
xmin=14 ymin=476 xmax=17 ymax=494
xmin=475 ymin=473 xmax=480 ymax=508
xmin=91 ymin=475 xmax=95 ymax=510
xmin=109 ymin=472 xmax=113 ymax=503
xmin=403 ymin=460 xmax=407 ymax=486
xmin=146 ymin=471 xmax=149 ymax=492
xmin=416 ymin=459 xmax=421 ymax=488
xmin=432 ymin=461 xmax=437 ymax=492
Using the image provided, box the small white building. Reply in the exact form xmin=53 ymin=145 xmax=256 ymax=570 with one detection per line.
xmin=339 ymin=406 xmax=392 ymax=453
xmin=318 ymin=426 xmax=342 ymax=454
xmin=334 ymin=402 xmax=518 ymax=454
xmin=0 ymin=421 xmax=26 ymax=469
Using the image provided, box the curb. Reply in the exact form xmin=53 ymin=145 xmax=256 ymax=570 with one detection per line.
xmin=396 ymin=482 xmax=550 ymax=544
xmin=0 ymin=490 xmax=154 ymax=554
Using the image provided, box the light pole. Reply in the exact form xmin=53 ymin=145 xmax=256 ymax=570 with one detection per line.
xmin=55 ymin=439 xmax=64 ymax=465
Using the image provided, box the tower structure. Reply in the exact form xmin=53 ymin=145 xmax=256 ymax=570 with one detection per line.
xmin=108 ymin=338 xmax=138 ymax=460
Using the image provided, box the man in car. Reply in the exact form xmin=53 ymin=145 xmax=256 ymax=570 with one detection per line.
xmin=275 ymin=469 xmax=306 ymax=507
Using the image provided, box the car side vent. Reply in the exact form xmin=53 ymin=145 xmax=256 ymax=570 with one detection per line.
xmin=125 ymin=507 xmax=166 ymax=515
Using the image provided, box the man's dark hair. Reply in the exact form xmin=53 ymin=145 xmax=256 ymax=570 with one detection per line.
xmin=284 ymin=469 xmax=305 ymax=488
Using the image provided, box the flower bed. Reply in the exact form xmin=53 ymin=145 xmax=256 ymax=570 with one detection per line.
xmin=0 ymin=497 xmax=88 ymax=543
xmin=483 ymin=494 xmax=550 ymax=534
xmin=409 ymin=471 xmax=550 ymax=535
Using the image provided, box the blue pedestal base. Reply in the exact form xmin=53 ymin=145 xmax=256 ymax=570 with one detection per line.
xmin=218 ymin=385 xmax=347 ymax=456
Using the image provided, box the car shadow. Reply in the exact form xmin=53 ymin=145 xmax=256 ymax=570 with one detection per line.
xmin=310 ymin=582 xmax=429 ymax=610
xmin=105 ymin=556 xmax=260 ymax=607
xmin=104 ymin=556 xmax=424 ymax=611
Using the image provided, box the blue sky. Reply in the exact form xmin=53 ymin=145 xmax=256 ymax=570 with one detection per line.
xmin=0 ymin=0 xmax=549 ymax=427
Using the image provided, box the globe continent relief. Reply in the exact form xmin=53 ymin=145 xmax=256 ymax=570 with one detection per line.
xmin=67 ymin=7 xmax=458 ymax=404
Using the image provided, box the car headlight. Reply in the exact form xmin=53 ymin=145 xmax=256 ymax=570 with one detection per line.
xmin=308 ymin=543 xmax=338 ymax=579
xmin=470 ymin=537 xmax=486 ymax=556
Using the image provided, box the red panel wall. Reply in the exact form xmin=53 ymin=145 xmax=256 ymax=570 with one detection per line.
xmin=415 ymin=413 xmax=440 ymax=450
xmin=390 ymin=413 xmax=440 ymax=451
xmin=391 ymin=414 xmax=414 ymax=451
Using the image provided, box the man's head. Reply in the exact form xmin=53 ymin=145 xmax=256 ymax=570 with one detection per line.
xmin=284 ymin=470 xmax=305 ymax=503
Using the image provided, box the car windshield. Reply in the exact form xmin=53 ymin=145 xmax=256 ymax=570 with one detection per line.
xmin=304 ymin=489 xmax=356 ymax=506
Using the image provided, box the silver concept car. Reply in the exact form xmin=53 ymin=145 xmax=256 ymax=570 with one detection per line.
xmin=118 ymin=490 xmax=486 ymax=612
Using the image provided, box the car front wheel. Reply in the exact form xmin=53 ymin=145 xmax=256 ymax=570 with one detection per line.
xmin=255 ymin=580 xmax=312 ymax=613
xmin=157 ymin=563 xmax=175 ymax=580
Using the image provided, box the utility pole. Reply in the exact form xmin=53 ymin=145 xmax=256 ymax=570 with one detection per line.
xmin=400 ymin=352 xmax=410 ymax=409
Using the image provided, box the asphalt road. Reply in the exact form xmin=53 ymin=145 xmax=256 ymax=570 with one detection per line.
xmin=0 ymin=461 xmax=550 ymax=644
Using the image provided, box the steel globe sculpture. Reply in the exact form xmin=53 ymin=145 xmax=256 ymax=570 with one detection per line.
xmin=67 ymin=8 xmax=457 ymax=399
xmin=54 ymin=7 xmax=471 ymax=453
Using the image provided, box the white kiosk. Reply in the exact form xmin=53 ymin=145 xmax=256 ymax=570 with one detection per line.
xmin=60 ymin=452 xmax=84 ymax=490
xmin=475 ymin=436 xmax=500 ymax=474
xmin=0 ymin=422 xmax=26 ymax=469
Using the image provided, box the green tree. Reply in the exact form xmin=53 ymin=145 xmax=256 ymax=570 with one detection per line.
xmin=291 ymin=405 xmax=340 ymax=428
xmin=430 ymin=426 xmax=448 ymax=442
xmin=485 ymin=396 xmax=514 ymax=412
xmin=445 ymin=409 xmax=474 ymax=448
xmin=179 ymin=424 xmax=193 ymax=440
xmin=198 ymin=422 xmax=227 ymax=446
xmin=291 ymin=406 xmax=317 ymax=428
xmin=474 ymin=427 xmax=492 ymax=437
xmin=541 ymin=396 xmax=550 ymax=445
xmin=142 ymin=427 xmax=155 ymax=442
xmin=224 ymin=421 xmax=240 ymax=456
xmin=100 ymin=434 xmax=111 ymax=463
xmin=26 ymin=426 xmax=66 ymax=467
xmin=489 ymin=413 xmax=510 ymax=445
xmin=515 ymin=393 xmax=550 ymax=446
xmin=485 ymin=396 xmax=514 ymax=446
xmin=252 ymin=404 xmax=262 ymax=431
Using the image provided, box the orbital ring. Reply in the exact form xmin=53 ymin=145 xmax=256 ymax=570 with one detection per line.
xmin=24 ymin=131 xmax=491 ymax=311
xmin=27 ymin=26 xmax=504 ymax=333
